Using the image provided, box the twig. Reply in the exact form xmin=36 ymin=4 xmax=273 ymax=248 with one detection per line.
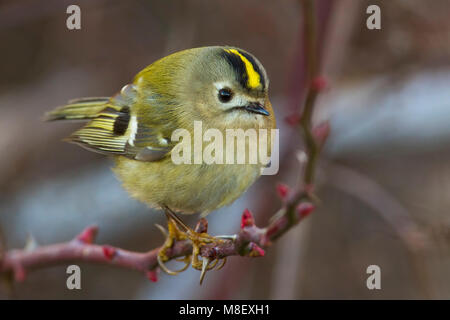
xmin=0 ymin=203 xmax=314 ymax=283
xmin=299 ymin=0 xmax=322 ymax=188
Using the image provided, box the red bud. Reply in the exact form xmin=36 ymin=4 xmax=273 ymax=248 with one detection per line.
xmin=102 ymin=246 xmax=116 ymax=260
xmin=312 ymin=121 xmax=331 ymax=147
xmin=285 ymin=113 xmax=301 ymax=126
xmin=241 ymin=209 xmax=255 ymax=229
xmin=77 ymin=225 xmax=98 ymax=244
xmin=311 ymin=76 xmax=328 ymax=91
xmin=248 ymin=243 xmax=265 ymax=257
xmin=276 ymin=183 xmax=290 ymax=200
xmin=14 ymin=265 xmax=26 ymax=282
xmin=147 ymin=269 xmax=159 ymax=282
xmin=297 ymin=202 xmax=315 ymax=219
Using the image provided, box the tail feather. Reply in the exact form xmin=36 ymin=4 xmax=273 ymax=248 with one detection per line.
xmin=44 ymin=97 xmax=110 ymax=121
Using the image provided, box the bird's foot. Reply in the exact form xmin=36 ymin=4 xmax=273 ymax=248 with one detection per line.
xmin=156 ymin=214 xmax=191 ymax=276
xmin=156 ymin=207 xmax=230 ymax=284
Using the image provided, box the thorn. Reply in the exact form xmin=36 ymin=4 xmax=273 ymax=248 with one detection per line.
xmin=146 ymin=269 xmax=159 ymax=282
xmin=248 ymin=242 xmax=265 ymax=257
xmin=311 ymin=76 xmax=328 ymax=91
xmin=77 ymin=225 xmax=98 ymax=244
xmin=241 ymin=209 xmax=255 ymax=229
xmin=285 ymin=113 xmax=301 ymax=126
xmin=216 ymin=234 xmax=237 ymax=241
xmin=24 ymin=233 xmax=38 ymax=252
xmin=102 ymin=246 xmax=116 ymax=260
xmin=276 ymin=183 xmax=290 ymax=200
xmin=199 ymin=258 xmax=211 ymax=285
xmin=297 ymin=202 xmax=315 ymax=219
xmin=154 ymin=224 xmax=168 ymax=237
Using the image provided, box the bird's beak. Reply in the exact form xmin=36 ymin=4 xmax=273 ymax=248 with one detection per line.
xmin=244 ymin=102 xmax=270 ymax=116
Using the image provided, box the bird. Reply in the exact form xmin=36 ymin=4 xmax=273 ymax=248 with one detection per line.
xmin=45 ymin=46 xmax=276 ymax=280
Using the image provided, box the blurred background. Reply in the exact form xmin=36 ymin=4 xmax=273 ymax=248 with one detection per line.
xmin=1 ymin=0 xmax=450 ymax=299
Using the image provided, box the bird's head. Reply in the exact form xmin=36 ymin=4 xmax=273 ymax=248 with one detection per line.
xmin=182 ymin=46 xmax=274 ymax=130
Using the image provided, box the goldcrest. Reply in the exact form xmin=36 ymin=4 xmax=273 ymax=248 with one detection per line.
xmin=46 ymin=46 xmax=276 ymax=215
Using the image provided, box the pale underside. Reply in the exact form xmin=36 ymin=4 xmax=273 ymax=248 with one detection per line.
xmin=114 ymin=156 xmax=262 ymax=215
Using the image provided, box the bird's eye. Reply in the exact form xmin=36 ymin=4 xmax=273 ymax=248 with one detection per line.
xmin=218 ymin=88 xmax=233 ymax=103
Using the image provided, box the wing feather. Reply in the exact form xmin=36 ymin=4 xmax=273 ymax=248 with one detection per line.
xmin=49 ymin=84 xmax=173 ymax=160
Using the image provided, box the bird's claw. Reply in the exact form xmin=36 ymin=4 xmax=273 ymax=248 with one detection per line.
xmin=157 ymin=253 xmax=190 ymax=275
xmin=156 ymin=207 xmax=231 ymax=284
xmin=156 ymin=217 xmax=190 ymax=276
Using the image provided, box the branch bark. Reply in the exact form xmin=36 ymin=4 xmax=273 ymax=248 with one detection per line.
xmin=0 ymin=201 xmax=314 ymax=283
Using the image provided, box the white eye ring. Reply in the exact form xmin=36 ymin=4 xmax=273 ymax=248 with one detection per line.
xmin=213 ymin=81 xmax=248 ymax=108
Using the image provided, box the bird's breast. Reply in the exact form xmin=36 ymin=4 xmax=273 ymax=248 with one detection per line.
xmin=114 ymin=157 xmax=262 ymax=215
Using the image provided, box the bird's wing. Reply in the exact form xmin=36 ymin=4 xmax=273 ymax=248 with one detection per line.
xmin=58 ymin=84 xmax=173 ymax=161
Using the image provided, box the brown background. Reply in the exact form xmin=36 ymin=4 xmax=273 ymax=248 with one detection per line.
xmin=1 ymin=0 xmax=450 ymax=299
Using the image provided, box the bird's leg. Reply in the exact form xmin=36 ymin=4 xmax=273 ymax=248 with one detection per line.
xmin=159 ymin=206 xmax=230 ymax=283
xmin=156 ymin=209 xmax=191 ymax=276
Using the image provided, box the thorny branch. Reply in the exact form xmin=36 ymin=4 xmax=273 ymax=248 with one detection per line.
xmin=0 ymin=0 xmax=326 ymax=284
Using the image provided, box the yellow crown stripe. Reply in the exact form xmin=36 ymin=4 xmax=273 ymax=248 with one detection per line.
xmin=226 ymin=49 xmax=261 ymax=89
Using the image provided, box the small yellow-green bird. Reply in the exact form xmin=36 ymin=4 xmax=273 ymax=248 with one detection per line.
xmin=46 ymin=46 xmax=275 ymax=277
